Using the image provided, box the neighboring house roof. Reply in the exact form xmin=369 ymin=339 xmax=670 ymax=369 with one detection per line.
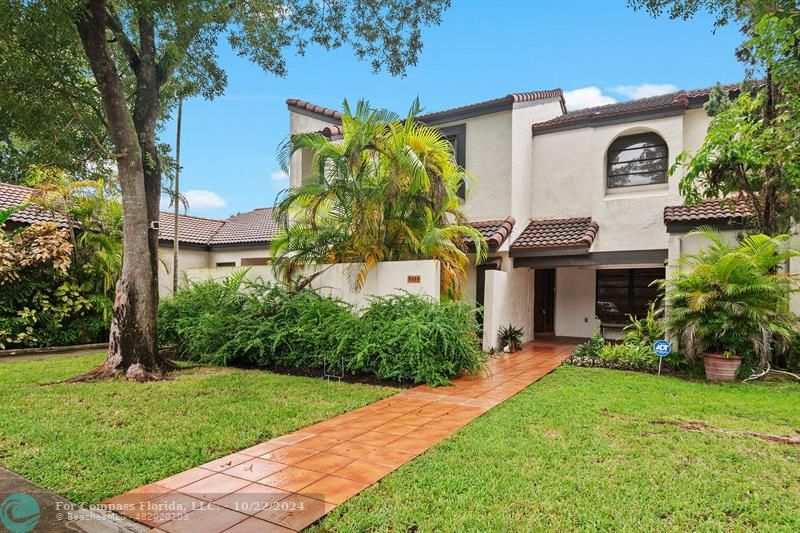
xmin=0 ymin=182 xmax=71 ymax=227
xmin=159 ymin=207 xmax=279 ymax=248
xmin=287 ymin=88 xmax=566 ymax=134
xmin=532 ymin=82 xmax=746 ymax=134
xmin=511 ymin=217 xmax=599 ymax=252
xmin=158 ymin=212 xmax=225 ymax=245
xmin=663 ymin=199 xmax=752 ymax=231
xmin=468 ymin=217 xmax=516 ymax=250
xmin=208 ymin=207 xmax=278 ymax=245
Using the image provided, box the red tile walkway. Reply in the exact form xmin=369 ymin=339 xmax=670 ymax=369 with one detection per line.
xmin=104 ymin=339 xmax=577 ymax=532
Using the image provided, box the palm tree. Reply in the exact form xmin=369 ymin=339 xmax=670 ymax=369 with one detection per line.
xmin=273 ymin=99 xmax=487 ymax=298
xmin=658 ymin=228 xmax=799 ymax=370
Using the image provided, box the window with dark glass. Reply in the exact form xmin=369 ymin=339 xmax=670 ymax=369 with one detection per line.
xmin=607 ymin=132 xmax=668 ymax=188
xmin=596 ymin=268 xmax=664 ymax=324
xmin=441 ymin=124 xmax=466 ymax=200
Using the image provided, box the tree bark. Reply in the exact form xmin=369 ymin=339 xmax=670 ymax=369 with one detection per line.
xmin=73 ymin=0 xmax=163 ymax=381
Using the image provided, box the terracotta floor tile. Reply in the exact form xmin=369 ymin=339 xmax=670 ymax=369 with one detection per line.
xmin=117 ymin=491 xmax=203 ymax=527
xmin=301 ymin=475 xmax=369 ymax=504
xmin=295 ymin=452 xmax=354 ymax=474
xmin=372 ymin=421 xmax=417 ymax=436
xmin=214 ymin=483 xmax=290 ymax=515
xmin=239 ymin=441 xmax=286 ymax=457
xmin=325 ymin=441 xmax=378 ymax=459
xmin=261 ymin=445 xmax=318 ymax=465
xmin=224 ymin=516 xmax=295 ymax=533
xmin=259 ymin=466 xmax=327 ymax=492
xmin=360 ymin=448 xmax=418 ymax=468
xmin=422 ymin=418 xmax=468 ymax=432
xmin=223 ymin=458 xmax=287 ymax=481
xmin=318 ymin=426 xmax=367 ymax=440
xmin=102 ymin=483 xmax=170 ymax=507
xmin=272 ymin=431 xmax=315 ymax=445
xmin=159 ymin=504 xmax=248 ymax=533
xmin=255 ymin=493 xmax=335 ymax=531
xmin=332 ymin=460 xmax=395 ymax=485
xmin=345 ymin=417 xmax=386 ymax=430
xmin=385 ymin=436 xmax=437 ymax=455
xmin=392 ymin=414 xmax=436 ymax=427
xmin=350 ymin=430 xmax=401 ymax=447
xmin=200 ymin=452 xmax=251 ymax=472
xmin=156 ymin=467 xmax=215 ymax=490
xmin=178 ymin=472 xmax=252 ymax=501
xmin=292 ymin=434 xmax=342 ymax=452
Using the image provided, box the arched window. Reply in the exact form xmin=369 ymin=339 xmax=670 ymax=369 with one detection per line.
xmin=607 ymin=132 xmax=668 ymax=188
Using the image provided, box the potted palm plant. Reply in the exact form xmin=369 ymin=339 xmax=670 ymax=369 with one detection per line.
xmin=498 ymin=324 xmax=524 ymax=353
xmin=659 ymin=229 xmax=798 ymax=382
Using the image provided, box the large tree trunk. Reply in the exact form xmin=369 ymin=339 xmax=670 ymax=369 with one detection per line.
xmin=73 ymin=0 xmax=163 ymax=381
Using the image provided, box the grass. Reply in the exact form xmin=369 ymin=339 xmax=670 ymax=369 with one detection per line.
xmin=0 ymin=354 xmax=394 ymax=504
xmin=317 ymin=366 xmax=800 ymax=532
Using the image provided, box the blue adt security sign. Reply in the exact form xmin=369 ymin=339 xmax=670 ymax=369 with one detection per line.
xmin=653 ymin=339 xmax=672 ymax=358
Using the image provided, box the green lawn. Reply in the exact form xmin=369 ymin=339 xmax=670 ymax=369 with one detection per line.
xmin=0 ymin=354 xmax=394 ymax=504
xmin=317 ymin=366 xmax=800 ymax=532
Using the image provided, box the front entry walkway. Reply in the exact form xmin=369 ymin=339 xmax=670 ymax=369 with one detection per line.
xmin=106 ymin=339 xmax=576 ymax=532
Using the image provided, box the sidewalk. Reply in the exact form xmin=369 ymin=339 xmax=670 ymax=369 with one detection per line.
xmin=105 ymin=339 xmax=576 ymax=532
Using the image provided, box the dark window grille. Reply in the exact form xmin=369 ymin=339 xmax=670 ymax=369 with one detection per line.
xmin=607 ymin=132 xmax=668 ymax=188
xmin=595 ymin=268 xmax=664 ymax=324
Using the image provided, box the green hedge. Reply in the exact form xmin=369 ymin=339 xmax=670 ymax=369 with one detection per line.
xmin=159 ymin=277 xmax=485 ymax=386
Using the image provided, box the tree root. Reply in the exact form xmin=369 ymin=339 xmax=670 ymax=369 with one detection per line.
xmin=654 ymin=419 xmax=800 ymax=445
xmin=743 ymin=363 xmax=800 ymax=383
xmin=53 ymin=352 xmax=179 ymax=384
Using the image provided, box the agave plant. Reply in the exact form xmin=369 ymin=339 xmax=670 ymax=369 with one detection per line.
xmin=272 ymin=99 xmax=487 ymax=298
xmin=658 ymin=228 xmax=799 ymax=370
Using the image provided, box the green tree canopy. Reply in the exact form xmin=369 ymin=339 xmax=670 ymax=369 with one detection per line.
xmin=273 ymin=99 xmax=487 ymax=298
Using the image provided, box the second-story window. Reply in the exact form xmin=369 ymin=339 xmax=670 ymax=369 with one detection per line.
xmin=607 ymin=132 xmax=668 ymax=188
xmin=440 ymin=124 xmax=466 ymax=199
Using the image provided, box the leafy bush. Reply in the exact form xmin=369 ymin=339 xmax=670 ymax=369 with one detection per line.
xmin=658 ymin=230 xmax=799 ymax=370
xmin=572 ymin=330 xmax=605 ymax=359
xmin=623 ymin=302 xmax=665 ymax=347
xmin=159 ymin=276 xmax=485 ymax=386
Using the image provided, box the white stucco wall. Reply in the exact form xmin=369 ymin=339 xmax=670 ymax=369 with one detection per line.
xmin=554 ymin=267 xmax=597 ymax=338
xmin=183 ymin=260 xmax=440 ymax=309
xmin=157 ymin=245 xmax=210 ymax=298
xmin=435 ymin=111 xmax=514 ymax=221
xmin=209 ymin=247 xmax=272 ymax=267
xmin=482 ymin=267 xmax=534 ymax=351
xmin=288 ymin=111 xmax=339 ymax=188
xmin=529 ymin=109 xmax=713 ymax=253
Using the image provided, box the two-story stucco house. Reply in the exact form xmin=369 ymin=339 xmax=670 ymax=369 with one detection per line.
xmin=286 ymin=83 xmax=800 ymax=350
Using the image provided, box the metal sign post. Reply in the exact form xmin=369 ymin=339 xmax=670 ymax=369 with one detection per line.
xmin=653 ymin=339 xmax=671 ymax=375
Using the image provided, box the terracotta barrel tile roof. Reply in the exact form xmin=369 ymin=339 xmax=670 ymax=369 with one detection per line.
xmin=663 ymin=198 xmax=752 ymax=224
xmin=511 ymin=217 xmax=599 ymax=250
xmin=468 ymin=217 xmax=516 ymax=250
xmin=158 ymin=211 xmax=225 ymax=245
xmin=286 ymin=98 xmax=342 ymax=121
xmin=532 ymin=82 xmax=750 ymax=133
xmin=209 ymin=207 xmax=279 ymax=245
xmin=0 ymin=182 xmax=71 ymax=227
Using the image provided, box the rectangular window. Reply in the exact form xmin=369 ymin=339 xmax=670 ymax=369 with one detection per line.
xmin=596 ymin=268 xmax=664 ymax=324
xmin=215 ymin=261 xmax=235 ymax=267
xmin=241 ymin=257 xmax=270 ymax=266
xmin=440 ymin=124 xmax=466 ymax=200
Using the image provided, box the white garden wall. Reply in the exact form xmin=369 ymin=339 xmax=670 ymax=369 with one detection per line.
xmin=183 ymin=259 xmax=440 ymax=309
xmin=482 ymin=268 xmax=534 ymax=351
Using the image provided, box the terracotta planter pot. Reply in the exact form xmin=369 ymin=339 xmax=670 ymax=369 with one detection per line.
xmin=703 ymin=352 xmax=742 ymax=382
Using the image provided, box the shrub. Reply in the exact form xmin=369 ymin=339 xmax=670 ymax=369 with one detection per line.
xmin=354 ymin=294 xmax=485 ymax=386
xmin=658 ymin=229 xmax=799 ymax=370
xmin=572 ymin=330 xmax=605 ymax=359
xmin=159 ymin=276 xmax=485 ymax=386
xmin=623 ymin=302 xmax=665 ymax=347
xmin=498 ymin=324 xmax=524 ymax=352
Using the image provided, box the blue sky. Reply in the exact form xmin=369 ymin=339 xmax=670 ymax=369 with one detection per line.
xmin=160 ymin=0 xmax=746 ymax=218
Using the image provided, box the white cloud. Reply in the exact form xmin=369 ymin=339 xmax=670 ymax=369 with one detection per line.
xmin=610 ymin=83 xmax=679 ymax=100
xmin=183 ymin=190 xmax=227 ymax=211
xmin=270 ymin=170 xmax=289 ymax=181
xmin=562 ymin=87 xmax=617 ymax=110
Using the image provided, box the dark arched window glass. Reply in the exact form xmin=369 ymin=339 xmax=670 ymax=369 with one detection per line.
xmin=607 ymin=132 xmax=668 ymax=188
